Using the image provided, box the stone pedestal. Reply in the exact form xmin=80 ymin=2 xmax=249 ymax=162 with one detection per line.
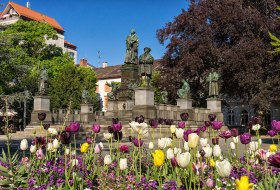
xmin=125 ymin=100 xmax=134 ymax=110
xmin=80 ymin=104 xmax=94 ymax=123
xmin=31 ymin=96 xmax=51 ymax=125
xmin=207 ymin=98 xmax=221 ymax=112
xmin=177 ymin=99 xmax=193 ymax=109
xmin=81 ymin=104 xmax=94 ymax=114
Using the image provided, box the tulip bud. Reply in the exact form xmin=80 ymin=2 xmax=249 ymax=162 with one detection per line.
xmin=47 ymin=143 xmax=53 ymax=151
xmin=149 ymin=142 xmax=154 ymax=150
xmin=230 ymin=142 xmax=235 ymax=150
xmin=52 ymin=138 xmax=59 ymax=149
xmin=94 ymin=144 xmax=101 ymax=154
xmin=249 ymin=141 xmax=258 ymax=152
xmin=203 ymin=146 xmax=212 ymax=158
xmin=103 ymin=133 xmax=113 ymax=140
xmin=30 ymin=145 xmax=36 ymax=153
xmin=119 ymin=158 xmax=128 ymax=170
xmin=233 ymin=136 xmax=239 ymax=144
xmin=72 ymin=159 xmax=79 ymax=166
xmin=104 ymin=155 xmax=112 ymax=165
xmin=175 ymin=128 xmax=184 ymax=139
xmin=184 ymin=141 xmax=189 ymax=151
xmin=170 ymin=125 xmax=176 ymax=134
xmin=200 ymin=138 xmax=208 ymax=147
xmin=176 ymin=152 xmax=191 ymax=168
xmin=188 ymin=133 xmax=199 ymax=148
xmin=216 ymin=160 xmax=232 ymax=177
xmin=213 ymin=145 xmax=221 ymax=157
xmin=20 ymin=139 xmax=28 ymax=151
xmin=65 ymin=148 xmax=70 ymax=155
xmin=166 ymin=148 xmax=175 ymax=159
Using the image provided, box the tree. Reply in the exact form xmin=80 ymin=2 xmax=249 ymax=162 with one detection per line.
xmin=156 ymin=0 xmax=280 ymax=110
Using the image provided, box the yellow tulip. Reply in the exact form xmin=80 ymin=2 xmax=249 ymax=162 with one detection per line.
xmin=269 ymin=144 xmax=277 ymax=153
xmin=235 ymin=176 xmax=254 ymax=190
xmin=153 ymin=149 xmax=164 ymax=167
xmin=209 ymin=159 xmax=215 ymax=167
xmin=80 ymin=142 xmax=89 ymax=153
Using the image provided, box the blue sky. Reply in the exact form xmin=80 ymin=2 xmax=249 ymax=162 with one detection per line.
xmin=1 ymin=0 xmax=189 ymax=67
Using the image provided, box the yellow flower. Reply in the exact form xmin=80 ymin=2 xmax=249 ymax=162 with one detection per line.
xmin=209 ymin=159 xmax=215 ymax=167
xmin=269 ymin=144 xmax=277 ymax=153
xmin=153 ymin=149 xmax=164 ymax=167
xmin=80 ymin=142 xmax=89 ymax=153
xmin=235 ymin=176 xmax=254 ymax=190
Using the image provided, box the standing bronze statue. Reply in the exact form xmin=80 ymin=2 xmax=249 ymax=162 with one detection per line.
xmin=38 ymin=66 xmax=48 ymax=95
xmin=207 ymin=69 xmax=219 ymax=98
xmin=124 ymin=29 xmax=139 ymax=64
xmin=139 ymin=47 xmax=154 ymax=87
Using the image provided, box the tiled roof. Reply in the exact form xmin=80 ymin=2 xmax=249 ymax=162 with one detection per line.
xmin=64 ymin=40 xmax=77 ymax=49
xmin=94 ymin=60 xmax=162 ymax=80
xmin=1 ymin=2 xmax=64 ymax=31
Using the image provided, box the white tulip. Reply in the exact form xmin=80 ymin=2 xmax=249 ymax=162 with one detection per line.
xmin=119 ymin=158 xmax=128 ymax=170
xmin=104 ymin=154 xmax=112 ymax=165
xmin=46 ymin=143 xmax=53 ymax=151
xmin=184 ymin=141 xmax=189 ymax=151
xmin=99 ymin=142 xmax=104 ymax=150
xmin=48 ymin=128 xmax=58 ymax=135
xmin=149 ymin=142 xmax=154 ymax=149
xmin=216 ymin=160 xmax=232 ymax=177
xmin=170 ymin=125 xmax=176 ymax=134
xmin=175 ymin=128 xmax=184 ymax=139
xmin=249 ymin=141 xmax=258 ymax=152
xmin=52 ymin=138 xmax=60 ymax=149
xmin=203 ymin=146 xmax=213 ymax=158
xmin=200 ymin=138 xmax=208 ymax=147
xmin=20 ymin=139 xmax=28 ymax=151
xmin=176 ymin=152 xmax=191 ymax=168
xmin=65 ymin=148 xmax=70 ymax=155
xmin=174 ymin=147 xmax=181 ymax=155
xmin=30 ymin=145 xmax=36 ymax=153
xmin=129 ymin=121 xmax=148 ymax=136
xmin=72 ymin=159 xmax=79 ymax=166
xmin=258 ymin=139 xmax=262 ymax=145
xmin=188 ymin=133 xmax=199 ymax=148
xmin=103 ymin=133 xmax=113 ymax=140
xmin=230 ymin=142 xmax=235 ymax=150
xmin=233 ymin=136 xmax=239 ymax=144
xmin=213 ymin=145 xmax=221 ymax=157
xmin=252 ymin=124 xmax=261 ymax=131
xmin=166 ymin=148 xmax=175 ymax=159
xmin=158 ymin=138 xmax=172 ymax=149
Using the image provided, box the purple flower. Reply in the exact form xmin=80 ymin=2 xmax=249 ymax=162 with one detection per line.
xmin=268 ymin=153 xmax=280 ymax=168
xmin=180 ymin=112 xmax=189 ymax=121
xmin=251 ymin=116 xmax=261 ymax=125
xmin=135 ymin=115 xmax=144 ymax=123
xmin=113 ymin=131 xmax=123 ymax=141
xmin=28 ymin=177 xmax=35 ymax=187
xmin=178 ymin=121 xmax=185 ymax=129
xmin=107 ymin=126 xmax=114 ymax=133
xmin=208 ymin=114 xmax=216 ymax=121
xmin=194 ymin=128 xmax=201 ymax=135
xmin=267 ymin=130 xmax=276 ymax=137
xmin=113 ymin=122 xmax=122 ymax=132
xmin=211 ymin=121 xmax=223 ymax=130
xmin=112 ymin=118 xmax=119 ymax=124
xmin=165 ymin=119 xmax=173 ymax=125
xmin=272 ymin=120 xmax=280 ymax=132
xmin=200 ymin=125 xmax=207 ymax=132
xmin=171 ymin=158 xmax=177 ymax=167
xmin=219 ymin=130 xmax=232 ymax=139
xmin=205 ymin=121 xmax=211 ymax=127
xmin=132 ymin=138 xmax=143 ymax=147
xmin=240 ymin=133 xmax=251 ymax=145
xmin=119 ymin=144 xmax=129 ymax=153
xmin=66 ymin=122 xmax=80 ymax=133
xmin=86 ymin=137 xmax=92 ymax=144
xmin=246 ymin=121 xmax=253 ymax=129
xmin=59 ymin=131 xmax=71 ymax=144
xmin=183 ymin=129 xmax=193 ymax=142
xmin=230 ymin=128 xmax=238 ymax=137
xmin=92 ymin=123 xmax=101 ymax=133
xmin=38 ymin=113 xmax=46 ymax=121
xmin=212 ymin=137 xmax=219 ymax=145
xmin=43 ymin=124 xmax=50 ymax=130
xmin=149 ymin=119 xmax=159 ymax=128
xmin=206 ymin=178 xmax=215 ymax=189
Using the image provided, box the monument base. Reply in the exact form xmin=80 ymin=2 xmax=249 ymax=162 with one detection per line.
xmin=81 ymin=104 xmax=94 ymax=114
xmin=176 ymin=99 xmax=193 ymax=109
xmin=30 ymin=96 xmax=51 ymax=125
xmin=207 ymin=98 xmax=222 ymax=112
xmin=132 ymin=105 xmax=157 ymax=120
xmin=134 ymin=87 xmax=154 ymax=106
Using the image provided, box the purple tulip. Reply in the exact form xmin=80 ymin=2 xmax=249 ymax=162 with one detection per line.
xmin=205 ymin=121 xmax=211 ymax=127
xmin=132 ymin=138 xmax=144 ymax=147
xmin=43 ymin=124 xmax=50 ymax=130
xmin=178 ymin=121 xmax=185 ymax=129
xmin=219 ymin=130 xmax=232 ymax=139
xmin=158 ymin=118 xmax=165 ymax=124
xmin=38 ymin=113 xmax=46 ymax=121
xmin=267 ymin=130 xmax=276 ymax=137
xmin=183 ymin=129 xmax=193 ymax=142
xmin=208 ymin=114 xmax=216 ymax=122
xmin=246 ymin=121 xmax=253 ymax=129
xmin=171 ymin=158 xmax=177 ymax=167
xmin=107 ymin=126 xmax=114 ymax=133
xmin=240 ymin=133 xmax=251 ymax=145
xmin=113 ymin=131 xmax=123 ymax=141
xmin=33 ymin=136 xmax=46 ymax=148
xmin=212 ymin=137 xmax=219 ymax=145
xmin=199 ymin=149 xmax=205 ymax=157
xmin=211 ymin=121 xmax=223 ymax=130
xmin=92 ymin=123 xmax=101 ymax=133
xmin=112 ymin=118 xmax=119 ymax=124
xmin=149 ymin=119 xmax=158 ymax=128
xmin=119 ymin=144 xmax=129 ymax=153
xmin=135 ymin=115 xmax=144 ymax=123
xmin=113 ymin=122 xmax=122 ymax=132
xmin=165 ymin=119 xmax=173 ymax=125
xmin=180 ymin=112 xmax=189 ymax=121
xmin=272 ymin=120 xmax=280 ymax=132
xmin=200 ymin=125 xmax=207 ymax=132
xmin=66 ymin=122 xmax=80 ymax=133
xmin=251 ymin=116 xmax=261 ymax=125
xmin=230 ymin=128 xmax=238 ymax=137
xmin=268 ymin=153 xmax=280 ymax=168
xmin=86 ymin=137 xmax=92 ymax=144
xmin=60 ymin=131 xmax=71 ymax=144
xmin=194 ymin=128 xmax=201 ymax=135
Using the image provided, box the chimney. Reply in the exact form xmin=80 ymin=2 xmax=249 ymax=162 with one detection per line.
xmin=79 ymin=58 xmax=88 ymax=67
xmin=102 ymin=62 xmax=108 ymax=68
xmin=26 ymin=1 xmax=30 ymax=9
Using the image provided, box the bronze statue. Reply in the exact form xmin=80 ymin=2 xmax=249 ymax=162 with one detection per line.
xmin=139 ymin=47 xmax=154 ymax=87
xmin=207 ymin=69 xmax=219 ymax=98
xmin=160 ymin=90 xmax=168 ymax=104
xmin=38 ymin=66 xmax=48 ymax=95
xmin=177 ymin=79 xmax=190 ymax=99
xmin=124 ymin=29 xmax=139 ymax=64
xmin=82 ymin=89 xmax=91 ymax=104
xmin=106 ymin=81 xmax=119 ymax=100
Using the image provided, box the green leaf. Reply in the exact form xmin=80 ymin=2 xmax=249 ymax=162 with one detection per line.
xmin=0 ymin=165 xmax=8 ymax=173
xmin=0 ymin=171 xmax=12 ymax=178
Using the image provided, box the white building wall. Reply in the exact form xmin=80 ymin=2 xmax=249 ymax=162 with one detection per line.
xmin=97 ymin=78 xmax=121 ymax=111
xmin=64 ymin=47 xmax=77 ymax=64
xmin=45 ymin=33 xmax=64 ymax=49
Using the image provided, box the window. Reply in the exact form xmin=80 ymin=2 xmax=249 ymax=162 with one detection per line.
xmin=241 ymin=110 xmax=249 ymax=126
xmin=227 ymin=110 xmax=235 ymax=126
xmin=104 ymin=83 xmax=110 ymax=92
xmin=264 ymin=110 xmax=271 ymax=126
xmin=69 ymin=52 xmax=74 ymax=58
